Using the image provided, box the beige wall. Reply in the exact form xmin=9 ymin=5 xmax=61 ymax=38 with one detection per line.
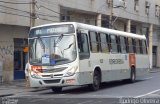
xmin=0 ymin=0 xmax=159 ymax=27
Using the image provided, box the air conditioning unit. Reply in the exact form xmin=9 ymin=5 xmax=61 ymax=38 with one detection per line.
xmin=135 ymin=5 xmax=139 ymax=12
xmin=145 ymin=1 xmax=150 ymax=8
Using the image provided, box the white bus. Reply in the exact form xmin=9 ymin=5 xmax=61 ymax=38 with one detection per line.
xmin=28 ymin=22 xmax=149 ymax=92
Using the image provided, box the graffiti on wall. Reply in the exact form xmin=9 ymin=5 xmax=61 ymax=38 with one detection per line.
xmin=0 ymin=41 xmax=14 ymax=59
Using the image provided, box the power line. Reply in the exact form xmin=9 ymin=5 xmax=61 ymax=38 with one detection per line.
xmin=36 ymin=12 xmax=59 ymax=18
xmin=0 ymin=0 xmax=31 ymax=4
xmin=39 ymin=0 xmax=57 ymax=6
xmin=0 ymin=4 xmax=60 ymax=19
xmin=0 ymin=4 xmax=30 ymax=14
xmin=38 ymin=5 xmax=62 ymax=15
xmin=0 ymin=9 xmax=58 ymax=22
xmin=0 ymin=9 xmax=30 ymax=18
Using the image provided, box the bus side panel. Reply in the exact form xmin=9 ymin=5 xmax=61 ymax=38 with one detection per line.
xmin=109 ymin=54 xmax=130 ymax=81
xmin=78 ymin=53 xmax=131 ymax=84
xmin=78 ymin=53 xmax=112 ymax=84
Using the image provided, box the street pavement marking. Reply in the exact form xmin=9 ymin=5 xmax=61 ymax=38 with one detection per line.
xmin=77 ymin=100 xmax=93 ymax=104
xmin=135 ymin=89 xmax=160 ymax=98
xmin=142 ymin=77 xmax=153 ymax=80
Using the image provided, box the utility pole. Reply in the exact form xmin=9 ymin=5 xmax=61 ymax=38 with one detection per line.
xmin=109 ymin=0 xmax=113 ymax=29
xmin=30 ymin=0 xmax=36 ymax=27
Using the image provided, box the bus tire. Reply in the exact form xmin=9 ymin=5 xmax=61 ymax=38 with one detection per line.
xmin=89 ymin=70 xmax=101 ymax=91
xmin=130 ymin=67 xmax=136 ymax=83
xmin=51 ymin=87 xmax=62 ymax=93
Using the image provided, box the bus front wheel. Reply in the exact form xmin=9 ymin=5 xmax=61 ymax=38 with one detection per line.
xmin=89 ymin=70 xmax=101 ymax=91
xmin=51 ymin=87 xmax=62 ymax=93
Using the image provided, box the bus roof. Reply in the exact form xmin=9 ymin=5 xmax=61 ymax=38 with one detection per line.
xmin=31 ymin=22 xmax=146 ymax=40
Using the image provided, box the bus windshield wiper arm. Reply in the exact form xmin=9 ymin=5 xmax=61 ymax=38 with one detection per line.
xmin=62 ymin=42 xmax=74 ymax=55
xmin=37 ymin=36 xmax=45 ymax=52
xmin=55 ymin=34 xmax=64 ymax=44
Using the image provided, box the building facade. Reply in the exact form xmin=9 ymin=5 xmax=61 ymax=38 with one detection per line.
xmin=0 ymin=0 xmax=159 ymax=82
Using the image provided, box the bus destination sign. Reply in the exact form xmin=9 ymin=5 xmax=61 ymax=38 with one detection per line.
xmin=30 ymin=24 xmax=75 ymax=37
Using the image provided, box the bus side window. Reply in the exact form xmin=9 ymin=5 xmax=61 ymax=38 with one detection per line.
xmin=89 ymin=31 xmax=99 ymax=53
xmin=110 ymin=35 xmax=118 ymax=53
xmin=99 ymin=33 xmax=109 ymax=53
xmin=77 ymin=33 xmax=90 ymax=59
xmin=139 ymin=40 xmax=143 ymax=54
xmin=117 ymin=36 xmax=121 ymax=53
xmin=128 ymin=37 xmax=134 ymax=53
xmin=108 ymin=35 xmax=111 ymax=52
xmin=136 ymin=39 xmax=140 ymax=54
xmin=125 ymin=37 xmax=129 ymax=53
xmin=132 ymin=38 xmax=136 ymax=53
xmin=142 ymin=40 xmax=147 ymax=54
xmin=120 ymin=36 xmax=127 ymax=53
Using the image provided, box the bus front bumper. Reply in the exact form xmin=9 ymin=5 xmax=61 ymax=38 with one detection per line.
xmin=29 ymin=74 xmax=80 ymax=88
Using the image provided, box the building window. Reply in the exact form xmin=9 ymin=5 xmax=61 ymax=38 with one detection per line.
xmin=145 ymin=1 xmax=150 ymax=15
xmin=102 ymin=16 xmax=109 ymax=28
xmin=60 ymin=15 xmax=70 ymax=22
xmin=131 ymin=25 xmax=136 ymax=34
xmin=155 ymin=5 xmax=160 ymax=17
xmin=134 ymin=0 xmax=139 ymax=12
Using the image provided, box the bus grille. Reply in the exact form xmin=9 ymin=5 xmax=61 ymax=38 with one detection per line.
xmin=43 ymin=67 xmax=67 ymax=73
xmin=43 ymin=79 xmax=61 ymax=84
xmin=42 ymin=74 xmax=63 ymax=78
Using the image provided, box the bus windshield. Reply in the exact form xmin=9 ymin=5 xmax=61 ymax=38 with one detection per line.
xmin=29 ymin=34 xmax=77 ymax=65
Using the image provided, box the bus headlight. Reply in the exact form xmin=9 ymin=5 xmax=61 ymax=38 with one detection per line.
xmin=64 ymin=66 xmax=78 ymax=77
xmin=30 ymin=72 xmax=41 ymax=79
xmin=30 ymin=66 xmax=42 ymax=79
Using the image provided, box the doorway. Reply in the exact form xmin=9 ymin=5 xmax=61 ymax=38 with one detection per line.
xmin=152 ymin=46 xmax=157 ymax=67
xmin=14 ymin=38 xmax=28 ymax=80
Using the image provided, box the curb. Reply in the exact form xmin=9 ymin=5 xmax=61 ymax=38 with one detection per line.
xmin=149 ymin=70 xmax=160 ymax=73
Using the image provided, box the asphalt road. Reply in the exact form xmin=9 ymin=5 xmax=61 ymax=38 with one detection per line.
xmin=1 ymin=72 xmax=160 ymax=104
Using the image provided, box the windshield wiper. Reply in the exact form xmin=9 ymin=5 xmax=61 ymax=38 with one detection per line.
xmin=37 ymin=36 xmax=45 ymax=52
xmin=55 ymin=34 xmax=64 ymax=44
xmin=62 ymin=42 xmax=74 ymax=55
xmin=53 ymin=34 xmax=64 ymax=56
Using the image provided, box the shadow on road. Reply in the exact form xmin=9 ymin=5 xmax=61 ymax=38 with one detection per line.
xmin=40 ymin=79 xmax=144 ymax=95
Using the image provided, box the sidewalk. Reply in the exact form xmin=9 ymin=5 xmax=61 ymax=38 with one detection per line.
xmin=149 ymin=67 xmax=160 ymax=73
xmin=0 ymin=80 xmax=47 ymax=97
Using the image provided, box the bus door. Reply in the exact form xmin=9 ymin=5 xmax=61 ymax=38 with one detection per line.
xmin=77 ymin=29 xmax=91 ymax=84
